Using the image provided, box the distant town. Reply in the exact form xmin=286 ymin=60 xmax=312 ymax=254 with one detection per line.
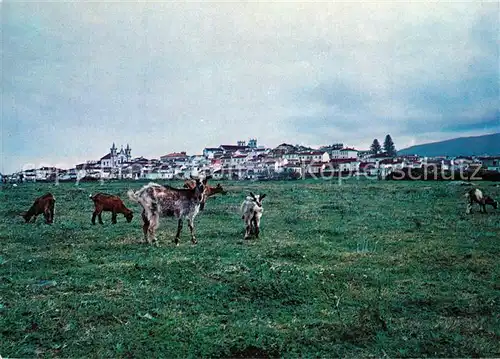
xmin=2 ymin=138 xmax=500 ymax=183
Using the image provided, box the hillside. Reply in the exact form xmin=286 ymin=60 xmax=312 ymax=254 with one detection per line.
xmin=398 ymin=133 xmax=500 ymax=157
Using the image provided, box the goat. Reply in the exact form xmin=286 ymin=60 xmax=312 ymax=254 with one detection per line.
xmin=127 ymin=179 xmax=208 ymax=245
xmin=465 ymin=188 xmax=498 ymax=214
xmin=183 ymin=180 xmax=227 ymax=210
xmin=89 ymin=193 xmax=133 ymax=225
xmin=22 ymin=193 xmax=55 ymax=224
xmin=241 ymin=192 xmax=266 ymax=239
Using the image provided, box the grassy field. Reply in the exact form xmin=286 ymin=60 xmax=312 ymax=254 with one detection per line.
xmin=1 ymin=178 xmax=499 ymax=358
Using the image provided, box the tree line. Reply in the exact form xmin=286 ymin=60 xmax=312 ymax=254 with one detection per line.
xmin=370 ymin=135 xmax=396 ymax=157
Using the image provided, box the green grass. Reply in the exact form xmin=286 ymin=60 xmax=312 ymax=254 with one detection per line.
xmin=1 ymin=179 xmax=499 ymax=358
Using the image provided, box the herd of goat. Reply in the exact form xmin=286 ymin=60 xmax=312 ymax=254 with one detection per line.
xmin=18 ymin=178 xmax=267 ymax=244
xmin=17 ymin=180 xmax=499 ymax=245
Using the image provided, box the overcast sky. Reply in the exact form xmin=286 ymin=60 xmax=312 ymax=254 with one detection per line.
xmin=2 ymin=1 xmax=499 ymax=173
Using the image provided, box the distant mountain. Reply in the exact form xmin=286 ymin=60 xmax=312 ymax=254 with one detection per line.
xmin=398 ymin=133 xmax=500 ymax=157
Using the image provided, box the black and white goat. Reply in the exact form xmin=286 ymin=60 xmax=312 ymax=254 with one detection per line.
xmin=241 ymin=192 xmax=266 ymax=239
xmin=465 ymin=188 xmax=498 ymax=214
xmin=127 ymin=179 xmax=208 ymax=245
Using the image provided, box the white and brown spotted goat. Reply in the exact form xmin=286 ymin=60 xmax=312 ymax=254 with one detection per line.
xmin=241 ymin=192 xmax=266 ymax=239
xmin=465 ymin=188 xmax=498 ymax=214
xmin=127 ymin=178 xmax=208 ymax=245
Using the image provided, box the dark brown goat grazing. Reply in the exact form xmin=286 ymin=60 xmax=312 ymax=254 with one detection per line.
xmin=465 ymin=188 xmax=498 ymax=214
xmin=128 ymin=179 xmax=208 ymax=246
xmin=89 ymin=193 xmax=133 ymax=224
xmin=22 ymin=193 xmax=55 ymax=224
xmin=183 ymin=179 xmax=226 ymax=210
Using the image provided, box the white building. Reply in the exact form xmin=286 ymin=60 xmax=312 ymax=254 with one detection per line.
xmin=298 ymin=151 xmax=330 ymax=163
xmin=329 ymin=147 xmax=359 ymax=160
xmin=100 ymin=143 xmax=132 ymax=168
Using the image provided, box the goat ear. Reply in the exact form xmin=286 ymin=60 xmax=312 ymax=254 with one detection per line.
xmin=250 ymin=192 xmax=256 ymax=200
xmin=260 ymin=194 xmax=266 ymax=200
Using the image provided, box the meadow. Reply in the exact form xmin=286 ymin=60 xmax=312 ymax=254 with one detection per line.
xmin=0 ymin=178 xmax=499 ymax=358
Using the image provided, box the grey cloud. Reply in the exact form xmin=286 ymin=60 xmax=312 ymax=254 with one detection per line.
xmin=2 ymin=2 xmax=498 ymax=173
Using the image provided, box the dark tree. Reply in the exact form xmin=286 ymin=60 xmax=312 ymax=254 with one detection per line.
xmin=383 ymin=134 xmax=397 ymax=157
xmin=370 ymin=139 xmax=382 ymax=154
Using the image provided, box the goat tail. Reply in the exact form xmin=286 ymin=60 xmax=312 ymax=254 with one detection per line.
xmin=127 ymin=189 xmax=139 ymax=202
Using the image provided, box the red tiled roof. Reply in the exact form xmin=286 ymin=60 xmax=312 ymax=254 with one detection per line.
xmin=478 ymin=156 xmax=500 ymax=160
xmin=220 ymin=145 xmax=248 ymax=151
xmin=161 ymin=152 xmax=187 ymax=158
xmin=330 ymin=158 xmax=357 ymax=164
xmin=359 ymin=162 xmax=378 ymax=169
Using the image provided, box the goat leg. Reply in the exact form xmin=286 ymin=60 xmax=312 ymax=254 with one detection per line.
xmin=174 ymin=218 xmax=183 ymax=246
xmin=253 ymin=217 xmax=259 ymax=238
xmin=148 ymin=227 xmax=157 ymax=245
xmin=244 ymin=221 xmax=252 ymax=240
xmin=188 ymin=219 xmax=197 ymax=244
xmin=250 ymin=214 xmax=260 ymax=238
xmin=141 ymin=211 xmax=149 ymax=243
xmin=44 ymin=206 xmax=54 ymax=224
xmin=142 ymin=223 xmax=149 ymax=243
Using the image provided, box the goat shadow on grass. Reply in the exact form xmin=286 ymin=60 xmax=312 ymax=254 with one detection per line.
xmin=235 ymin=229 xmax=261 ymax=244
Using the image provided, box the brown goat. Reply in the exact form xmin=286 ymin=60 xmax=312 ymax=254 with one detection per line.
xmin=89 ymin=193 xmax=133 ymax=224
xmin=22 ymin=193 xmax=55 ymax=224
xmin=183 ymin=180 xmax=227 ymax=210
xmin=128 ymin=179 xmax=208 ymax=246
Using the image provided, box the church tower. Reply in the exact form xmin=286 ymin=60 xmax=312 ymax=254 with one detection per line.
xmin=110 ymin=143 xmax=117 ymax=156
xmin=125 ymin=144 xmax=132 ymax=161
xmin=110 ymin=143 xmax=117 ymax=167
